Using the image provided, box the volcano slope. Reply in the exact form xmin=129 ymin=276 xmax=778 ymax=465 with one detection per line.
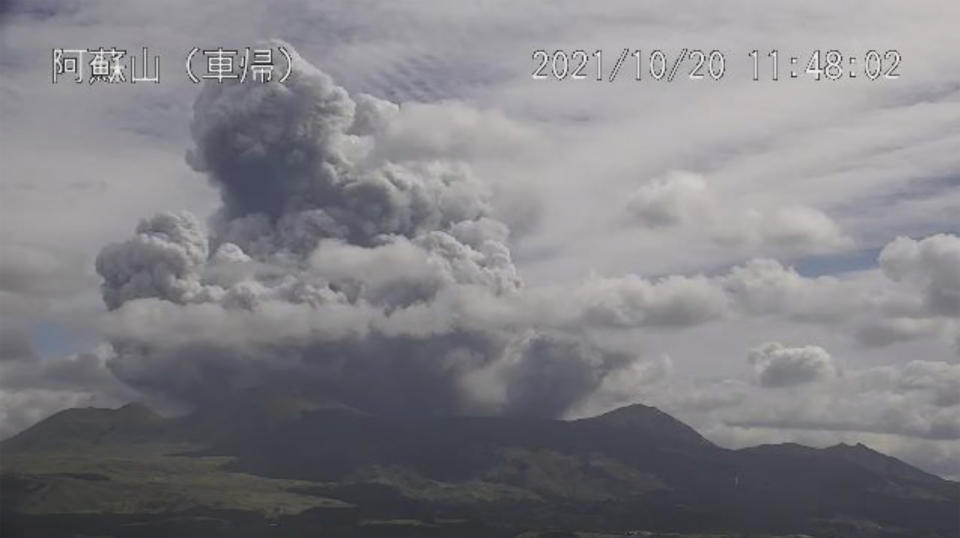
xmin=2 ymin=399 xmax=957 ymax=537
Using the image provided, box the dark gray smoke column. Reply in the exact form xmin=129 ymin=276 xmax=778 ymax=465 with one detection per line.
xmin=95 ymin=43 xmax=631 ymax=417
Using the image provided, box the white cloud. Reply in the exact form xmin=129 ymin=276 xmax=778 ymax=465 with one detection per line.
xmin=880 ymin=234 xmax=960 ymax=316
xmin=748 ymin=342 xmax=838 ymax=388
xmin=624 ymin=172 xmax=715 ymax=228
xmin=580 ymin=357 xmax=960 ymax=477
xmin=623 ymin=171 xmax=852 ymax=255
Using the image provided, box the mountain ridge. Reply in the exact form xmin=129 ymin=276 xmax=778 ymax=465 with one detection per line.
xmin=2 ymin=400 xmax=957 ymax=537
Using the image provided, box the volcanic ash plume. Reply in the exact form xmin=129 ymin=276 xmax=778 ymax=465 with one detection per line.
xmin=94 ymin=43 xmax=636 ymax=417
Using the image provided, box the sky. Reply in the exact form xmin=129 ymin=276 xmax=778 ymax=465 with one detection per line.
xmin=1 ymin=1 xmax=959 ymax=479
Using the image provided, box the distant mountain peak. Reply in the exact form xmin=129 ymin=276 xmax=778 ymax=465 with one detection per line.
xmin=824 ymin=440 xmax=947 ymax=483
xmin=824 ymin=441 xmax=894 ymax=460
xmin=578 ymin=403 xmax=714 ymax=448
xmin=0 ymin=402 xmax=168 ymax=451
xmin=588 ymin=402 xmax=683 ymax=427
xmin=592 ymin=402 xmax=664 ymax=420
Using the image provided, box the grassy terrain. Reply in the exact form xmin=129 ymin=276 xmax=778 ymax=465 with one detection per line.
xmin=337 ymin=462 xmax=544 ymax=504
xmin=2 ymin=443 xmax=350 ymax=516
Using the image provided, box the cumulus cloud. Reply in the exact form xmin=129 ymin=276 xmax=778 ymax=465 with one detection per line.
xmin=880 ymin=234 xmax=960 ymax=317
xmin=551 ymin=273 xmax=727 ymax=329
xmin=623 ymin=171 xmax=852 ymax=254
xmin=724 ymin=356 xmax=960 ymax=441
xmin=893 ymin=360 xmax=960 ymax=408
xmin=364 ymin=100 xmax=537 ymax=163
xmin=624 ymin=172 xmax=715 ymax=228
xmin=760 ymin=205 xmax=852 ymax=249
xmin=748 ymin=342 xmax=838 ymax=388
xmin=719 ymin=259 xmax=856 ymax=322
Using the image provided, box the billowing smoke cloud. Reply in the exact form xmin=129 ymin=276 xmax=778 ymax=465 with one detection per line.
xmin=94 ymin=43 xmax=635 ymax=417
xmin=96 ymin=212 xmax=212 ymax=309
